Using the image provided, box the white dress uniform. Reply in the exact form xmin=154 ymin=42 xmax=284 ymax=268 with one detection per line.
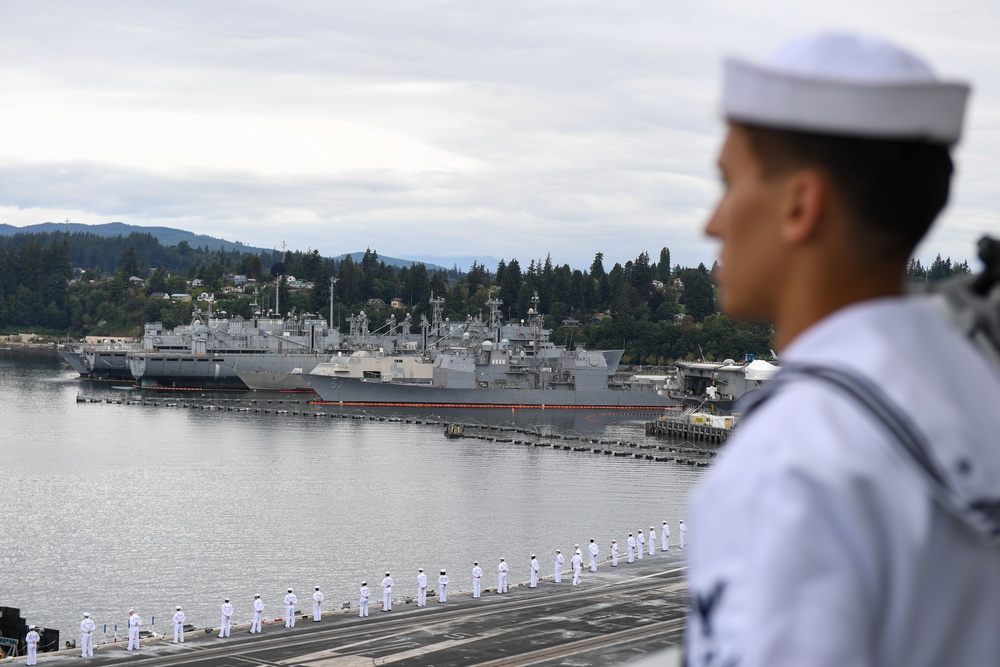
xmin=649 ymin=527 xmax=656 ymax=555
xmin=417 ymin=570 xmax=427 ymax=606
xmin=127 ymin=611 xmax=141 ymax=650
xmin=472 ymin=563 xmax=483 ymax=597
xmin=251 ymin=596 xmax=264 ymax=633
xmin=25 ymin=627 xmax=39 ymax=666
xmin=438 ymin=572 xmax=449 ymax=602
xmin=172 ymin=608 xmax=185 ymax=643
xmin=611 ymin=540 xmax=619 ymax=566
xmin=554 ymin=551 xmax=565 ymax=582
xmin=220 ymin=600 xmax=233 ymax=637
xmin=588 ymin=541 xmax=599 ymax=571
xmin=678 ymin=521 xmax=686 ymax=549
xmin=284 ymin=590 xmax=297 ymax=627
xmin=662 ymin=522 xmax=670 ymax=551
xmin=636 ymin=531 xmax=645 ymax=559
xmin=571 ymin=552 xmax=583 ymax=585
xmin=497 ymin=559 xmax=508 ymax=593
xmin=80 ymin=615 xmax=95 ymax=657
xmin=626 ymin=534 xmax=635 ymax=563
xmin=312 ymin=588 xmax=324 ymax=622
xmin=359 ymin=584 xmax=370 ymax=617
xmin=687 ymin=298 xmax=1000 ymax=666
xmin=529 ymin=556 xmax=540 ymax=587
xmin=381 ymin=574 xmax=394 ymax=611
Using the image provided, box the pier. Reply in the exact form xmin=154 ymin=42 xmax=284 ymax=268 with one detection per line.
xmin=30 ymin=554 xmax=687 ymax=666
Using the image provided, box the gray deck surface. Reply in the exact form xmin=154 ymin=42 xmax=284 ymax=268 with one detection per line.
xmin=34 ymin=551 xmax=687 ymax=666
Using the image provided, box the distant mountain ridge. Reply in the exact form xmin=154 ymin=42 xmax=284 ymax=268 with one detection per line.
xmin=0 ymin=222 xmax=457 ymax=272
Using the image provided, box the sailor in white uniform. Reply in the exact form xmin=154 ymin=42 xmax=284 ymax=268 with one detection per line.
xmin=416 ymin=569 xmax=427 ymax=607
xmin=80 ymin=613 xmax=95 ymax=658
xmin=283 ymin=589 xmax=297 ymax=628
xmin=438 ymin=570 xmax=449 ymax=602
xmin=571 ymin=550 xmax=583 ymax=585
xmin=662 ymin=521 xmax=670 ymax=551
xmin=611 ymin=539 xmax=619 ymax=566
xmin=251 ymin=594 xmax=263 ymax=633
xmin=685 ymin=32 xmax=1000 ymax=667
xmin=25 ymin=625 xmax=39 ymax=665
xmin=553 ymin=550 xmax=564 ymax=582
xmin=626 ymin=533 xmax=635 ymax=563
xmin=588 ymin=539 xmax=599 ymax=571
xmin=648 ymin=526 xmax=656 ymax=555
xmin=127 ymin=609 xmax=140 ymax=650
xmin=312 ymin=587 xmax=324 ymax=622
xmin=497 ymin=558 xmax=508 ymax=593
xmin=359 ymin=582 xmax=370 ymax=617
xmin=678 ymin=520 xmax=686 ymax=549
xmin=636 ymin=530 xmax=644 ymax=559
xmin=172 ymin=606 xmax=185 ymax=643
xmin=381 ymin=572 xmax=393 ymax=611
xmin=472 ymin=562 xmax=483 ymax=598
xmin=220 ymin=599 xmax=233 ymax=637
xmin=529 ymin=555 xmax=540 ymax=587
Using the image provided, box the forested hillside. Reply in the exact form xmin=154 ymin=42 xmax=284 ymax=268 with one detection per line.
xmin=0 ymin=230 xmax=973 ymax=364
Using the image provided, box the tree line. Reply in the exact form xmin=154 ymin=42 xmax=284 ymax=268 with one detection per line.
xmin=0 ymin=230 xmax=974 ymax=364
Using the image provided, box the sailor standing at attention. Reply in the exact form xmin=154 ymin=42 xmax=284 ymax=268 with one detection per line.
xmin=80 ymin=612 xmax=95 ymax=658
xmin=416 ymin=569 xmax=428 ymax=607
xmin=571 ymin=550 xmax=584 ymax=585
xmin=284 ymin=589 xmax=297 ymax=628
xmin=554 ymin=550 xmax=565 ymax=582
xmin=472 ymin=562 xmax=483 ymax=598
xmin=679 ymin=520 xmax=686 ymax=549
xmin=127 ymin=609 xmax=141 ymax=650
xmin=611 ymin=539 xmax=619 ymax=566
xmin=626 ymin=533 xmax=635 ymax=563
xmin=662 ymin=521 xmax=670 ymax=551
xmin=649 ymin=526 xmax=657 ymax=555
xmin=588 ymin=539 xmax=599 ymax=571
xmin=251 ymin=594 xmax=264 ymax=634
xmin=684 ymin=31 xmax=1000 ymax=667
xmin=636 ymin=530 xmax=645 ymax=559
xmin=312 ymin=587 xmax=324 ymax=622
xmin=438 ymin=570 xmax=449 ymax=602
xmin=220 ymin=599 xmax=233 ymax=637
xmin=529 ymin=555 xmax=540 ymax=587
xmin=497 ymin=558 xmax=509 ymax=593
xmin=381 ymin=572 xmax=394 ymax=611
xmin=172 ymin=606 xmax=185 ymax=643
xmin=359 ymin=582 xmax=370 ymax=617
xmin=25 ymin=625 xmax=39 ymax=666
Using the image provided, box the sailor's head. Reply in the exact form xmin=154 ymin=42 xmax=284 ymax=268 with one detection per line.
xmin=440 ymin=570 xmax=446 ymax=574
xmin=709 ymin=32 xmax=968 ymax=323
xmin=362 ymin=581 xmax=367 ymax=586
xmin=474 ymin=561 xmax=479 ymax=566
xmin=638 ymin=530 xmax=643 ymax=534
xmin=128 ymin=609 xmax=134 ymax=614
xmin=288 ymin=589 xmax=293 ymax=593
xmin=612 ymin=539 xmax=617 ymax=543
xmin=176 ymin=606 xmax=182 ymax=611
xmin=500 ymin=558 xmax=505 ymax=562
xmin=590 ymin=538 xmax=595 ymax=543
xmin=418 ymin=569 xmax=423 ymax=573
xmin=530 ymin=554 xmax=536 ymax=559
xmin=224 ymin=599 xmax=229 ymax=603
xmin=29 ymin=625 xmax=35 ymax=630
xmin=83 ymin=613 xmax=90 ymax=617
xmin=663 ymin=520 xmax=667 ymax=525
xmin=254 ymin=594 xmax=261 ymax=599
xmin=315 ymin=586 xmax=320 ymax=591
xmin=628 ymin=533 xmax=633 ymax=537
xmin=385 ymin=571 xmax=390 ymax=576
xmin=555 ymin=549 xmax=561 ymax=553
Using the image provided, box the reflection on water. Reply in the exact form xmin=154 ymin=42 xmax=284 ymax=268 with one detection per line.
xmin=1 ymin=349 xmax=702 ymax=639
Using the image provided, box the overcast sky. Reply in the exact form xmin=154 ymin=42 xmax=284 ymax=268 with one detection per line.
xmin=1 ymin=1 xmax=996 ymax=271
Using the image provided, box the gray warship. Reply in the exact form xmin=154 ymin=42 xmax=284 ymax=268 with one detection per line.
xmin=304 ymin=295 xmax=676 ymax=410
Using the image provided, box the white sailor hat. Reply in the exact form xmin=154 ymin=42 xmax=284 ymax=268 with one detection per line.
xmin=722 ymin=32 xmax=970 ymax=144
xmin=530 ymin=554 xmax=536 ymax=559
xmin=129 ymin=608 xmax=134 ymax=613
xmin=385 ymin=571 xmax=390 ymax=575
xmin=288 ymin=588 xmax=293 ymax=592
xmin=224 ymin=598 xmax=229 ymax=602
xmin=176 ymin=606 xmax=181 ymax=610
xmin=29 ymin=625 xmax=35 ymax=630
xmin=83 ymin=612 xmax=90 ymax=617
xmin=361 ymin=581 xmax=367 ymax=585
xmin=474 ymin=561 xmax=479 ymax=565
xmin=418 ymin=568 xmax=423 ymax=572
xmin=440 ymin=569 xmax=446 ymax=574
xmin=254 ymin=593 xmax=261 ymax=598
xmin=315 ymin=586 xmax=320 ymax=590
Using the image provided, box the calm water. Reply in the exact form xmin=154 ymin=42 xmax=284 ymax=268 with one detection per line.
xmin=0 ymin=348 xmax=702 ymax=640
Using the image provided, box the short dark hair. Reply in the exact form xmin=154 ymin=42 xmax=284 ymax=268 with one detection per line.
xmin=739 ymin=122 xmax=954 ymax=259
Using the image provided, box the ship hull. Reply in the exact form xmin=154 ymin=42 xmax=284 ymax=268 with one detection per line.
xmin=304 ymin=375 xmax=677 ymax=409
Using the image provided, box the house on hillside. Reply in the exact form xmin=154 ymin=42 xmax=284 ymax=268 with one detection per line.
xmin=391 ymin=297 xmax=405 ymax=310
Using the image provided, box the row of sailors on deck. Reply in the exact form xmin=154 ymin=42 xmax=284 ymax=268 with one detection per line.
xmin=71 ymin=522 xmax=685 ymax=656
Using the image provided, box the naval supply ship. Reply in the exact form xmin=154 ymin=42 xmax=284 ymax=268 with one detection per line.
xmin=304 ymin=295 xmax=676 ymax=409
